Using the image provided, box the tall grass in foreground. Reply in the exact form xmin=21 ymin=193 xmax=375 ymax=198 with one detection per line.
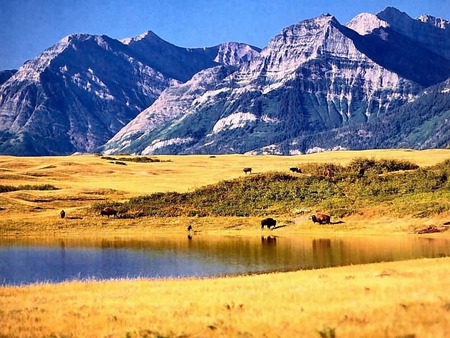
xmin=1 ymin=258 xmax=449 ymax=338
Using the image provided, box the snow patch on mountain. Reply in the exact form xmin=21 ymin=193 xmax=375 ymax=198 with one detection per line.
xmin=212 ymin=112 xmax=257 ymax=134
xmin=261 ymin=115 xmax=279 ymax=123
xmin=306 ymin=145 xmax=347 ymax=154
xmin=142 ymin=137 xmax=194 ymax=155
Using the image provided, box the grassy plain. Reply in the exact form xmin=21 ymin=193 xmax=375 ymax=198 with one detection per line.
xmin=1 ymin=149 xmax=450 ymax=337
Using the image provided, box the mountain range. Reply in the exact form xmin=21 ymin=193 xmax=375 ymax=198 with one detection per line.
xmin=1 ymin=7 xmax=449 ymax=156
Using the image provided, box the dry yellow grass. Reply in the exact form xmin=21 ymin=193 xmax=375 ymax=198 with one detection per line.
xmin=1 ymin=258 xmax=450 ymax=338
xmin=1 ymin=150 xmax=450 ymax=337
xmin=1 ymin=149 xmax=450 ymax=237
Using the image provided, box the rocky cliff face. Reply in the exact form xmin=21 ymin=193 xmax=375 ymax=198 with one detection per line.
xmin=0 ymin=32 xmax=260 ymax=155
xmin=102 ymin=65 xmax=237 ymax=154
xmin=378 ymin=7 xmax=450 ymax=60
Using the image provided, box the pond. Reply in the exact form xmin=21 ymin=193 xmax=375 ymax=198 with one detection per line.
xmin=1 ymin=234 xmax=449 ymax=286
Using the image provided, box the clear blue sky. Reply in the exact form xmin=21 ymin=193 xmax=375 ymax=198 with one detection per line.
xmin=1 ymin=0 xmax=450 ymax=70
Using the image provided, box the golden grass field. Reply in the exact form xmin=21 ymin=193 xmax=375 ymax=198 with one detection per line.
xmin=1 ymin=149 xmax=450 ymax=337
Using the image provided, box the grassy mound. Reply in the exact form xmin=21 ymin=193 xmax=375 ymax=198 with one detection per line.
xmin=93 ymin=158 xmax=450 ymax=219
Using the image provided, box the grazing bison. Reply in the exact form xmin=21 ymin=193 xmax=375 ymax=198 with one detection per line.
xmin=323 ymin=168 xmax=334 ymax=178
xmin=311 ymin=213 xmax=331 ymax=224
xmin=243 ymin=167 xmax=252 ymax=174
xmin=60 ymin=210 xmax=66 ymax=219
xmin=290 ymin=167 xmax=302 ymax=173
xmin=358 ymin=168 xmax=365 ymax=178
xmin=261 ymin=217 xmax=277 ymax=230
xmin=101 ymin=207 xmax=118 ymax=218
xmin=187 ymin=225 xmax=193 ymax=231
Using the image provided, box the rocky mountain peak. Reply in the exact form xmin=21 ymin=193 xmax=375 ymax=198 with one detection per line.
xmin=241 ymin=13 xmax=368 ymax=87
xmin=418 ymin=14 xmax=450 ymax=29
xmin=120 ymin=30 xmax=164 ymax=45
xmin=377 ymin=6 xmax=450 ymax=60
xmin=346 ymin=12 xmax=388 ymax=35
xmin=214 ymin=42 xmax=261 ymax=66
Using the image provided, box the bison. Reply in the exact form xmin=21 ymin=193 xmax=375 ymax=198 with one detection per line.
xmin=261 ymin=217 xmax=277 ymax=230
xmin=358 ymin=168 xmax=365 ymax=178
xmin=290 ymin=167 xmax=301 ymax=173
xmin=60 ymin=210 xmax=66 ymax=219
xmin=101 ymin=207 xmax=118 ymax=218
xmin=323 ymin=168 xmax=334 ymax=178
xmin=311 ymin=213 xmax=331 ymax=224
xmin=243 ymin=167 xmax=252 ymax=174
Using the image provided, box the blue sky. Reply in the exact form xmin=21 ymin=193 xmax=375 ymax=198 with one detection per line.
xmin=1 ymin=0 xmax=450 ymax=70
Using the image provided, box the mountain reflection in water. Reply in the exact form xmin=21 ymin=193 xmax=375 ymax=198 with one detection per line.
xmin=0 ymin=235 xmax=449 ymax=286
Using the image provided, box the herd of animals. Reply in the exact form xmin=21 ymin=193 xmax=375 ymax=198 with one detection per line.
xmin=59 ymin=166 xmax=334 ymax=229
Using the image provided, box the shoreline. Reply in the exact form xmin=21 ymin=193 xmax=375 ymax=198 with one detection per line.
xmin=2 ymin=213 xmax=449 ymax=238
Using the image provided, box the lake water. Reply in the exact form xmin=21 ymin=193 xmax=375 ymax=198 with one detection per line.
xmin=1 ymin=235 xmax=449 ymax=286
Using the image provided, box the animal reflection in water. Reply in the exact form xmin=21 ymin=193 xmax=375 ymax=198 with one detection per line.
xmin=312 ymin=238 xmax=333 ymax=266
xmin=187 ymin=225 xmax=193 ymax=239
xmin=261 ymin=235 xmax=277 ymax=245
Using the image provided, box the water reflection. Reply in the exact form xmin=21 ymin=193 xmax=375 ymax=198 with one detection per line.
xmin=0 ymin=235 xmax=450 ymax=286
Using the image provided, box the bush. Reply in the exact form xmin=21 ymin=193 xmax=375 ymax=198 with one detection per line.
xmin=0 ymin=184 xmax=59 ymax=193
xmin=347 ymin=157 xmax=419 ymax=174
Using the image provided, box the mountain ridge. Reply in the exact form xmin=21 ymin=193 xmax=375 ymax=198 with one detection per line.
xmin=103 ymin=7 xmax=435 ymax=155
xmin=0 ymin=31 xmax=260 ymax=155
xmin=1 ymin=7 xmax=450 ymax=156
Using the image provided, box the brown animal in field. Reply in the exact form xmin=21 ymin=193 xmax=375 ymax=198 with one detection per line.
xmin=290 ymin=167 xmax=302 ymax=173
xmin=261 ymin=217 xmax=277 ymax=230
xmin=101 ymin=207 xmax=118 ymax=218
xmin=60 ymin=210 xmax=66 ymax=219
xmin=311 ymin=213 xmax=331 ymax=224
xmin=323 ymin=168 xmax=334 ymax=178
xmin=243 ymin=167 xmax=252 ymax=174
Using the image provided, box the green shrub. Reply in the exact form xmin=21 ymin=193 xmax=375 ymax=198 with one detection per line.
xmin=0 ymin=184 xmax=59 ymax=193
xmin=0 ymin=185 xmax=17 ymax=193
xmin=347 ymin=157 xmax=419 ymax=174
xmin=117 ymin=156 xmax=161 ymax=163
